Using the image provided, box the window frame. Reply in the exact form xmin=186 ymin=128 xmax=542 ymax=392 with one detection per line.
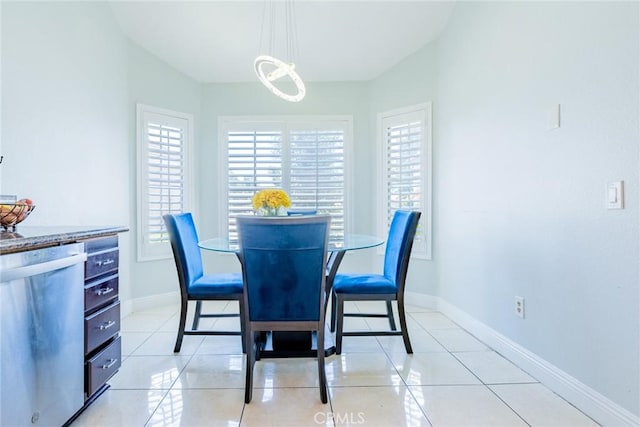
xmin=218 ymin=115 xmax=354 ymax=240
xmin=136 ymin=103 xmax=194 ymax=262
xmin=377 ymin=102 xmax=433 ymax=260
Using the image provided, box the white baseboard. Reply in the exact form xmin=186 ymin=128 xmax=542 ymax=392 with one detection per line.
xmin=432 ymin=297 xmax=639 ymax=427
xmin=405 ymin=291 xmax=439 ymax=310
xmin=120 ymin=291 xmax=179 ymax=318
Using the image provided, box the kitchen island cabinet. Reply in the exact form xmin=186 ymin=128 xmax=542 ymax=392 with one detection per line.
xmin=0 ymin=225 xmax=128 ymax=426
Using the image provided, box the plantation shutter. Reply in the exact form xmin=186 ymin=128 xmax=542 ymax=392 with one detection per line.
xmin=382 ymin=108 xmax=429 ymax=258
xmin=223 ymin=118 xmax=349 ymax=242
xmin=138 ymin=106 xmax=193 ymax=260
xmin=227 ymin=128 xmax=283 ymax=241
xmin=288 ymin=124 xmax=346 ymax=239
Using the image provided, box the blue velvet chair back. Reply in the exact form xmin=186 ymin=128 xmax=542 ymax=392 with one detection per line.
xmin=287 ymin=209 xmax=318 ymax=216
xmin=164 ymin=213 xmax=204 ymax=290
xmin=383 ymin=210 xmax=422 ymax=288
xmin=237 ymin=215 xmax=330 ymax=322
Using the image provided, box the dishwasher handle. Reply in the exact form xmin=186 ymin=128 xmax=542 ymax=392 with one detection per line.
xmin=1 ymin=252 xmax=87 ymax=282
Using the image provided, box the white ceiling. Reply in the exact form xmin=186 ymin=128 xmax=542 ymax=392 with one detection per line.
xmin=109 ymin=1 xmax=456 ymax=83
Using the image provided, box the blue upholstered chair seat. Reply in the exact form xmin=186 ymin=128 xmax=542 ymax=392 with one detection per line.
xmin=333 ymin=274 xmax=397 ymax=294
xmin=164 ymin=212 xmax=245 ymax=353
xmin=331 ymin=210 xmax=421 ymax=355
xmin=189 ymin=273 xmax=243 ymax=297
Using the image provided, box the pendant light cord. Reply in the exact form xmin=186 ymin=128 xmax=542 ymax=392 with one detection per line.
xmin=254 ymin=0 xmax=306 ymax=102
xmin=258 ymin=0 xmax=298 ymax=63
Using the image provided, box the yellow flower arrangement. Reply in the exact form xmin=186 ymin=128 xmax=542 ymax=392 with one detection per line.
xmin=252 ymin=188 xmax=291 ymax=216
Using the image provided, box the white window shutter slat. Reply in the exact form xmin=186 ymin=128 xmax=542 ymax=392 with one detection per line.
xmin=137 ymin=105 xmax=193 ymax=261
xmin=224 ymin=119 xmax=349 ymax=242
xmin=227 ymin=130 xmax=284 ymax=241
xmin=380 ymin=104 xmax=432 ymax=259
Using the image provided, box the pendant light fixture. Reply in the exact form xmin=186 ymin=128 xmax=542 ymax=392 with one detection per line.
xmin=254 ymin=0 xmax=306 ymax=102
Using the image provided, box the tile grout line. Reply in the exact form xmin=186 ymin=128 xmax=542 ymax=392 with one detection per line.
xmin=411 ymin=310 xmax=596 ymax=426
xmin=117 ymin=304 xmax=596 ymax=427
xmin=408 ymin=310 xmax=533 ymax=426
xmin=377 ymin=335 xmax=434 ymax=426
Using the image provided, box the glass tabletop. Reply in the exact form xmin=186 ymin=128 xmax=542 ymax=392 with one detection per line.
xmin=198 ymin=233 xmax=384 ymax=253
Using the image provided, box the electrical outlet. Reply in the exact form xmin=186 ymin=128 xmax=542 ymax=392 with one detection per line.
xmin=515 ymin=296 xmax=525 ymax=319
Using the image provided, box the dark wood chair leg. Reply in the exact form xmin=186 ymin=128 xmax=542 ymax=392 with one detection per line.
xmin=174 ymin=299 xmax=188 ymax=352
xmin=192 ymin=300 xmax=202 ymax=330
xmin=323 ymin=282 xmax=331 ymax=320
xmin=255 ymin=333 xmax=262 ymax=362
xmin=326 ymin=250 xmax=346 ymax=333
xmin=335 ymin=296 xmax=345 ymax=354
xmin=238 ymin=300 xmax=247 ymax=354
xmin=244 ymin=331 xmax=256 ymax=403
xmin=397 ymin=297 xmax=413 ymax=354
xmin=330 ymin=292 xmax=337 ymax=332
xmin=318 ymin=327 xmax=328 ymax=404
xmin=386 ymin=299 xmax=397 ymax=331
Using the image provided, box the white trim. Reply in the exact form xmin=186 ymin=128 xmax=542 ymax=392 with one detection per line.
xmin=343 ymin=119 xmax=355 ymax=234
xmin=120 ymin=291 xmax=180 ymax=318
xmin=377 ymin=102 xmax=433 ymax=260
xmin=217 ymin=116 xmax=229 ymax=238
xmin=426 ymin=294 xmax=640 ymax=427
xmin=404 ymin=291 xmax=439 ymax=310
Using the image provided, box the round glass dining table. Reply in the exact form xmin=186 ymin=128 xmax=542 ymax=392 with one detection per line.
xmin=199 ymin=233 xmax=384 ymax=290
xmin=198 ymin=233 xmax=384 ymax=357
xmin=198 ymin=233 xmax=384 ymax=254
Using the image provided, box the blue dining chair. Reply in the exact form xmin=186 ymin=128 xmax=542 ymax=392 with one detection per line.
xmin=286 ymin=209 xmax=318 ymax=216
xmin=236 ymin=215 xmax=331 ymax=404
xmin=164 ymin=213 xmax=245 ymax=353
xmin=331 ymin=210 xmax=421 ymax=354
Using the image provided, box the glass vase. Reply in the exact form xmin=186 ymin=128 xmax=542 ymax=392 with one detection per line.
xmin=256 ymin=206 xmax=283 ymax=216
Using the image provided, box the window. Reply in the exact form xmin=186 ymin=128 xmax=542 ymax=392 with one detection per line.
xmin=137 ymin=104 xmax=193 ymax=261
xmin=378 ymin=103 xmax=432 ymax=259
xmin=220 ymin=116 xmax=352 ymax=242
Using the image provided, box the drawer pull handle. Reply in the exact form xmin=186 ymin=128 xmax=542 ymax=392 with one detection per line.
xmin=96 ymin=287 xmax=115 ymax=296
xmin=99 ymin=320 xmax=116 ymax=330
xmin=96 ymin=259 xmax=115 ymax=267
xmin=101 ymin=358 xmax=118 ymax=370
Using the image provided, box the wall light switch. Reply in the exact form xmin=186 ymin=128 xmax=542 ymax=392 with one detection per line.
xmin=607 ymin=181 xmax=624 ymax=209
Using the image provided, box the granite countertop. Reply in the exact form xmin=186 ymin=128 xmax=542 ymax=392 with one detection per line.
xmin=0 ymin=226 xmax=129 ymax=255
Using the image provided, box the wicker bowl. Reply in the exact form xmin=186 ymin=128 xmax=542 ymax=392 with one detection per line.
xmin=0 ymin=203 xmax=35 ymax=231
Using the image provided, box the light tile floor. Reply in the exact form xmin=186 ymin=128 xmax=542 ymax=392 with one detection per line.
xmin=72 ymin=302 xmax=600 ymax=427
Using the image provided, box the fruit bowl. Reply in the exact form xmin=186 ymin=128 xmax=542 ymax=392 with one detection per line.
xmin=0 ymin=203 xmax=36 ymax=231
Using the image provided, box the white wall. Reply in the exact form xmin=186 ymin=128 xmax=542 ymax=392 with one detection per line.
xmin=372 ymin=0 xmax=639 ymax=421
xmin=1 ymin=2 xmax=129 ymax=226
xmin=0 ymin=1 xmax=133 ymax=299
xmin=0 ymin=2 xmax=204 ymax=305
xmin=368 ymin=41 xmax=439 ymax=296
xmin=125 ymin=41 xmax=203 ymax=301
xmin=434 ymin=1 xmax=637 ymax=419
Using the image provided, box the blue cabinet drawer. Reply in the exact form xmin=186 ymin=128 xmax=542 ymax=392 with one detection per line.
xmin=85 ymin=248 xmax=119 ymax=280
xmin=84 ymin=301 xmax=120 ymax=355
xmin=85 ymin=273 xmax=118 ymax=313
xmin=86 ymin=336 xmax=121 ymax=397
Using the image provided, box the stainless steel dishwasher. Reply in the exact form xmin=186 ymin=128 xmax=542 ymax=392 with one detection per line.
xmin=1 ymin=243 xmax=87 ymax=427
